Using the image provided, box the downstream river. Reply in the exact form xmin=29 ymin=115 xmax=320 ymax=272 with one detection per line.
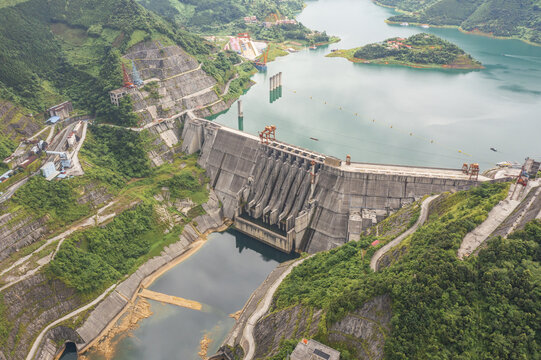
xmin=217 ymin=0 xmax=541 ymax=169
xmin=84 ymin=0 xmax=541 ymax=359
xmin=84 ymin=230 xmax=293 ymax=359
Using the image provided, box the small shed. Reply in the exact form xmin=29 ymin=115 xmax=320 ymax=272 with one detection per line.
xmin=291 ymin=339 xmax=340 ymax=360
xmin=46 ymin=116 xmax=61 ymax=125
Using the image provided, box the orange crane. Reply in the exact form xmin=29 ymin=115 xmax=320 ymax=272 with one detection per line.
xmin=254 ymin=45 xmax=270 ymax=71
xmin=122 ymin=63 xmax=135 ymax=88
xmin=259 ymin=125 xmax=276 ymax=144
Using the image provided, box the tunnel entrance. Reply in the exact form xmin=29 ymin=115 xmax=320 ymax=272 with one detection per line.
xmin=59 ymin=342 xmax=77 ymax=360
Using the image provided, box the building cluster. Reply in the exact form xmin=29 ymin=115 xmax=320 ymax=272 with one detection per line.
xmin=263 ymin=18 xmax=297 ymax=27
xmin=385 ymin=38 xmax=412 ymax=50
xmin=243 ymin=16 xmax=257 ymax=24
xmin=224 ymin=33 xmax=265 ymax=61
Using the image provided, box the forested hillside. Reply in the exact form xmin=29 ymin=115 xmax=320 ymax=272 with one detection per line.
xmin=269 ymin=183 xmax=540 ymax=359
xmin=377 ymin=0 xmax=541 ymax=44
xmin=136 ymin=0 xmax=331 ymax=44
xmin=0 ymin=0 xmax=212 ymax=124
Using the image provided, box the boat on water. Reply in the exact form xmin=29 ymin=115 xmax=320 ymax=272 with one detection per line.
xmin=421 ymin=24 xmax=430 ymax=29
xmin=309 ymin=137 xmax=319 ymax=141
xmin=400 ymin=22 xmax=409 ymax=26
xmin=309 ymin=45 xmax=317 ymax=50
xmin=497 ymin=161 xmax=521 ymax=168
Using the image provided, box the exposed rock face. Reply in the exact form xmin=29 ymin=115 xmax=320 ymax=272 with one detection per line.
xmin=0 ymin=273 xmax=85 ymax=360
xmin=76 ymin=184 xmax=113 ymax=207
xmin=253 ymin=305 xmax=323 ymax=359
xmin=124 ymin=41 xmax=224 ymax=125
xmin=377 ymin=246 xmax=407 ymax=270
xmin=329 ymin=295 xmax=392 ymax=359
xmin=0 ymin=212 xmax=49 ymax=262
xmin=0 ymin=100 xmax=42 ymax=140
xmin=146 ymin=119 xmax=184 ymax=167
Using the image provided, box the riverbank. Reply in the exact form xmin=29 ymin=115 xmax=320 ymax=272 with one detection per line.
xmin=76 ymin=192 xmax=229 ymax=357
xmin=385 ymin=20 xmax=541 ymax=48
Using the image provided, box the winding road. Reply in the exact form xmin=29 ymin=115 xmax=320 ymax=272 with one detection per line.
xmin=370 ymin=195 xmax=439 ymax=272
xmin=25 ymin=284 xmax=116 ymax=360
xmin=242 ymin=256 xmax=312 ymax=360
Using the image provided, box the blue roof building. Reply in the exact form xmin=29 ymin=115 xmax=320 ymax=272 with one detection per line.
xmin=46 ymin=116 xmax=61 ymax=124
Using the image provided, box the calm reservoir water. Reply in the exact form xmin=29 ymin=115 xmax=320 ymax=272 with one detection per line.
xmin=86 ymin=0 xmax=541 ymax=358
xmin=85 ymin=230 xmax=294 ymax=360
xmin=216 ymin=0 xmax=541 ymax=169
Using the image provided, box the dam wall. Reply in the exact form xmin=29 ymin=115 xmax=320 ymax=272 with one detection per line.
xmin=181 ymin=115 xmax=482 ymax=253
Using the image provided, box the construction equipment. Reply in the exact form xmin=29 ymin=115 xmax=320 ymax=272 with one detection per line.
xmin=469 ymin=163 xmax=479 ymax=180
xmin=122 ymin=63 xmax=135 ymax=88
xmin=254 ymin=45 xmax=270 ymax=72
xmin=259 ymin=125 xmax=276 ymax=144
xmin=462 ymin=163 xmax=479 ymax=180
xmin=131 ymin=60 xmax=144 ymax=86
xmin=517 ymin=166 xmax=529 ymax=187
xmin=46 ymin=151 xmax=71 ymax=169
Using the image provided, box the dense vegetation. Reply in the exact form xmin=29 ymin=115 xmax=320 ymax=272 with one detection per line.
xmin=137 ymin=0 xmax=330 ymax=44
xmin=81 ymin=125 xmax=152 ymax=181
xmin=0 ymin=0 xmax=212 ymax=123
xmin=331 ymin=33 xmax=482 ymax=69
xmin=378 ymin=0 xmax=541 ymax=44
xmin=272 ymin=183 xmax=540 ymax=359
xmin=12 ymin=176 xmax=92 ymax=225
xmin=48 ymin=204 xmax=156 ymax=293
xmin=137 ymin=0 xmax=303 ymax=31
xmin=0 ymin=135 xmax=15 ymax=171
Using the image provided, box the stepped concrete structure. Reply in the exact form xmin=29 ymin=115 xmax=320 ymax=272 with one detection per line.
xmin=121 ymin=41 xmax=227 ymax=125
xmin=181 ymin=114 xmax=490 ymax=253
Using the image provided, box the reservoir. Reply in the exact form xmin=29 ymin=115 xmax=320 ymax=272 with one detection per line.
xmin=216 ymin=0 xmax=541 ymax=170
xmin=86 ymin=0 xmax=541 ymax=358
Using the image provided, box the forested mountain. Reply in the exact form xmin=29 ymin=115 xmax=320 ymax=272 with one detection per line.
xmin=0 ymin=0 xmax=212 ymax=121
xmin=378 ymin=0 xmax=541 ymax=44
xmin=270 ymin=183 xmax=541 ymax=359
xmin=136 ymin=0 xmax=304 ymax=31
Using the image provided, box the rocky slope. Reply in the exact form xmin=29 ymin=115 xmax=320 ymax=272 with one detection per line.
xmin=125 ymin=41 xmax=228 ymax=125
xmin=0 ymin=101 xmax=42 ymax=142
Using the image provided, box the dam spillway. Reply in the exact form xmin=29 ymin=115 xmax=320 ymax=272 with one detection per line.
xmin=181 ymin=115 xmax=487 ymax=253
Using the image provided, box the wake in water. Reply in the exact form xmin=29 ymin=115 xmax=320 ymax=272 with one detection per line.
xmin=502 ymin=53 xmax=541 ymax=64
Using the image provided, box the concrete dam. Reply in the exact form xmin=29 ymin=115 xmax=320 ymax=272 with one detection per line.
xmin=181 ymin=115 xmax=487 ymax=253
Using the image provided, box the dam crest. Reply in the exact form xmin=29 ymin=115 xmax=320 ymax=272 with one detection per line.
xmin=181 ymin=114 xmax=487 ymax=253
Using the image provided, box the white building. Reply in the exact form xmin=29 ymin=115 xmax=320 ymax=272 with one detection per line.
xmin=290 ymin=339 xmax=340 ymax=360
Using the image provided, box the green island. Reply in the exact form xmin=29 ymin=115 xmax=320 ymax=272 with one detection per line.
xmin=327 ymin=33 xmax=483 ymax=69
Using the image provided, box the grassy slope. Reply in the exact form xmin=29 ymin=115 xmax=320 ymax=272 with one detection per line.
xmin=378 ymin=0 xmax=541 ymax=45
xmin=270 ymin=182 xmax=539 ymax=359
xmin=327 ymin=33 xmax=483 ymax=69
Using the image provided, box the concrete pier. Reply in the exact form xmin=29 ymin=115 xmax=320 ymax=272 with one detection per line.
xmin=237 ymin=100 xmax=243 ymax=131
xmin=181 ymin=115 xmax=490 ymax=253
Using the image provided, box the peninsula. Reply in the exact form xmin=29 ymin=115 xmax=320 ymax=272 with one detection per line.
xmin=327 ymin=33 xmax=483 ymax=69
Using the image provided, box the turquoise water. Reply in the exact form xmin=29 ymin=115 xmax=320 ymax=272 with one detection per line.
xmin=214 ymin=0 xmax=541 ymax=169
xmin=85 ymin=230 xmax=294 ymax=360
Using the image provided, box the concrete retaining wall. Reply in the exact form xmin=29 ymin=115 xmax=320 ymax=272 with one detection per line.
xmin=181 ymin=116 xmax=480 ymax=254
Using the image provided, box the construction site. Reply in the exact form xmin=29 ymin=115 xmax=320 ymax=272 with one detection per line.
xmin=109 ymin=41 xmax=229 ymax=126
